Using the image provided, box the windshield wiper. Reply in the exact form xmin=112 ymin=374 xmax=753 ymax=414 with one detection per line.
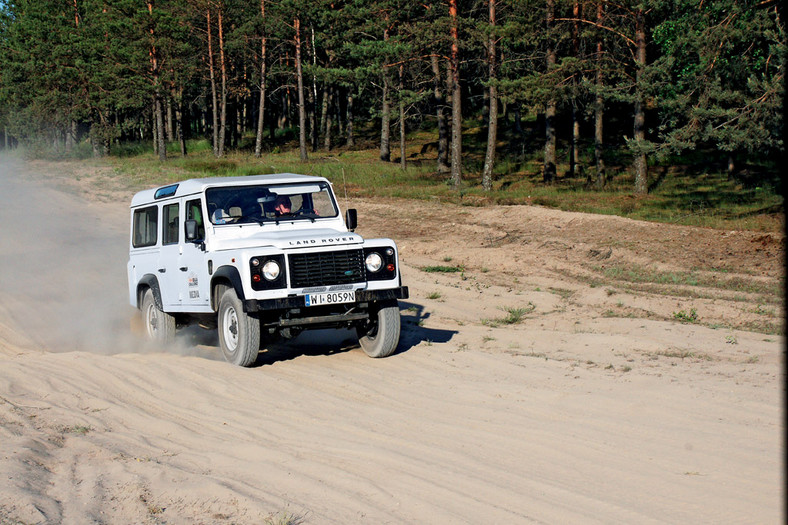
xmin=236 ymin=215 xmax=267 ymax=225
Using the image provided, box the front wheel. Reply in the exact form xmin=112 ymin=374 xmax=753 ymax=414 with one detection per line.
xmin=141 ymin=288 xmax=176 ymax=344
xmin=217 ymin=287 xmax=260 ymax=367
xmin=357 ymin=302 xmax=401 ymax=358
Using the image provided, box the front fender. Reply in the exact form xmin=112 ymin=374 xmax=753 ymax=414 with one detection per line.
xmin=210 ymin=265 xmax=248 ymax=311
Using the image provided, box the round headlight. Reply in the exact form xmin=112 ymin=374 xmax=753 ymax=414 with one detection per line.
xmin=365 ymin=252 xmax=383 ymax=272
xmin=262 ymin=260 xmax=280 ymax=281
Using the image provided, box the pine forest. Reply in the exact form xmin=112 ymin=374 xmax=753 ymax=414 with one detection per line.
xmin=0 ymin=0 xmax=783 ymax=195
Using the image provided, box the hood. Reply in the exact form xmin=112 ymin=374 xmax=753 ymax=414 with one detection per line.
xmin=211 ymin=228 xmax=364 ymax=251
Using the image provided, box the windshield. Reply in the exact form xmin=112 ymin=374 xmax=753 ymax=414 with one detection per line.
xmin=206 ymin=182 xmax=338 ymax=225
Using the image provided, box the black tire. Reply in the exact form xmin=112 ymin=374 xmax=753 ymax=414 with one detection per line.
xmin=217 ymin=287 xmax=260 ymax=367
xmin=141 ymin=288 xmax=176 ymax=344
xmin=357 ymin=302 xmax=401 ymax=358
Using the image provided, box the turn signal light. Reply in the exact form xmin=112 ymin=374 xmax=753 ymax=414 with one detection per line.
xmin=386 ymin=263 xmax=395 ymax=272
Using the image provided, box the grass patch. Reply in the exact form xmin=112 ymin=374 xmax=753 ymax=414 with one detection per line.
xmin=593 ymin=264 xmax=783 ymax=297
xmin=64 ymin=424 xmax=92 ymax=435
xmin=655 ymin=349 xmax=715 ymax=361
xmin=482 ymin=303 xmax=536 ymax=327
xmin=420 ymin=265 xmax=464 ymax=273
xmin=672 ymin=308 xmax=699 ymax=323
xmin=547 ymin=287 xmax=575 ymax=300
xmin=265 ymin=511 xmax=305 ymax=525
xmin=426 ymin=291 xmax=442 ymax=300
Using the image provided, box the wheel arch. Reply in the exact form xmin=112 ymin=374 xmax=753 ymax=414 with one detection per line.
xmin=210 ymin=265 xmax=246 ymax=312
xmin=136 ymin=274 xmax=163 ymax=310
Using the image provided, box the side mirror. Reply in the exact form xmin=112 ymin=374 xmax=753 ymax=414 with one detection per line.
xmin=185 ymin=219 xmax=199 ymax=241
xmin=345 ymin=208 xmax=357 ymax=231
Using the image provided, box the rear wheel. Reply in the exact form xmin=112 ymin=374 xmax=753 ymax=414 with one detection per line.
xmin=141 ymin=288 xmax=175 ymax=344
xmin=357 ymin=302 xmax=401 ymax=358
xmin=217 ymin=287 xmax=260 ymax=367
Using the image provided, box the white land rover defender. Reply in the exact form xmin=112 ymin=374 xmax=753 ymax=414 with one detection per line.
xmin=127 ymin=174 xmax=408 ymax=366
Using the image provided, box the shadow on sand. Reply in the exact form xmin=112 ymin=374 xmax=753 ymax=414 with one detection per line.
xmin=179 ymin=300 xmax=457 ymax=367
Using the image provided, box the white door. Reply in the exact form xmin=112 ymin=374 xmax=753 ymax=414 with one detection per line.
xmin=178 ymin=197 xmax=211 ymax=311
xmin=158 ymin=201 xmax=182 ymax=308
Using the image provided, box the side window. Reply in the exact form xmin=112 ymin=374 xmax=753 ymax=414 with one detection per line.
xmin=186 ymin=199 xmax=205 ymax=240
xmin=312 ymin=190 xmax=335 ymax=216
xmin=163 ymin=203 xmax=179 ymax=245
xmin=132 ymin=206 xmax=158 ymax=248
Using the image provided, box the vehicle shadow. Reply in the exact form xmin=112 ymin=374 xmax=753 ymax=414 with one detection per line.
xmin=181 ymin=300 xmax=457 ymax=367
xmin=255 ymin=329 xmax=358 ymax=366
xmin=396 ymin=300 xmax=457 ymax=353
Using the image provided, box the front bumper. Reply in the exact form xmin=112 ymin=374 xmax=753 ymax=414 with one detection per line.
xmin=243 ymin=286 xmax=409 ymax=313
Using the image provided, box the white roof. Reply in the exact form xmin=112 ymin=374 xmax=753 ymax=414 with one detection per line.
xmin=130 ymin=173 xmax=329 ymax=207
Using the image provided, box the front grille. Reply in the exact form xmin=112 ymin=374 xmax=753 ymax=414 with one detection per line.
xmin=288 ymin=249 xmax=365 ymax=288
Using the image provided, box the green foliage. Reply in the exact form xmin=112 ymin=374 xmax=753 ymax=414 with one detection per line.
xmin=420 ymin=265 xmax=463 ymax=273
xmin=672 ymin=308 xmax=699 ymax=323
xmin=651 ymin=0 xmax=784 ymax=157
xmin=482 ymin=303 xmax=536 ymax=327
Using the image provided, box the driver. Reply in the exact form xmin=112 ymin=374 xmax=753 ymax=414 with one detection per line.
xmin=274 ymin=195 xmax=292 ymax=216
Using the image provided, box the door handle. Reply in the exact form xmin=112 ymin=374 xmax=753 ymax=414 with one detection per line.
xmin=158 ymin=268 xmax=166 ymax=273
xmin=179 ymin=267 xmax=188 ymax=272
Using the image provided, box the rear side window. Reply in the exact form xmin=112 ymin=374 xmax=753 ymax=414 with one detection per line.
xmin=133 ymin=206 xmax=158 ymax=248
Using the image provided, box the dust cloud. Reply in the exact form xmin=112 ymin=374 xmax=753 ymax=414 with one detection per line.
xmin=0 ymin=155 xmax=139 ymax=354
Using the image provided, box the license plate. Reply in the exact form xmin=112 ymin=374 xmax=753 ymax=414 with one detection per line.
xmin=304 ymin=291 xmax=356 ymax=307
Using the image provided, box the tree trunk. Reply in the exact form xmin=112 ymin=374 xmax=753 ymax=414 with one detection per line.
xmin=207 ymin=10 xmax=219 ymax=156
xmin=380 ymin=75 xmax=391 ymax=161
xmin=594 ymin=1 xmax=606 ymax=188
xmin=91 ymin=131 xmax=101 ymax=158
xmin=147 ymin=1 xmax=166 ymax=161
xmin=481 ymin=0 xmax=497 ymax=191
xmin=231 ymin=104 xmax=239 ymax=148
xmin=320 ymin=83 xmax=330 ymax=145
xmin=217 ymin=7 xmax=227 ymax=157
xmin=570 ymin=104 xmax=581 ymax=177
xmin=308 ymin=81 xmax=317 ymax=151
xmin=346 ymin=90 xmax=355 ymax=147
xmin=568 ymin=0 xmax=581 ymax=179
xmin=151 ymin=104 xmax=158 ymax=156
xmin=310 ymin=28 xmax=319 ymax=151
xmin=176 ymin=97 xmax=187 ymax=156
xmin=543 ymin=0 xmax=556 ymax=184
xmin=335 ymin=88 xmax=344 ymax=137
xmin=380 ymin=21 xmax=391 ymax=162
xmin=431 ymin=55 xmax=450 ymax=173
xmin=324 ymin=86 xmax=333 ymax=150
xmin=295 ymin=17 xmax=308 ymax=161
xmin=254 ymin=0 xmax=267 ymax=157
xmin=399 ymin=63 xmax=406 ymax=170
xmin=278 ymin=89 xmax=287 ymax=129
xmin=154 ymin=95 xmax=166 ymax=160
xmin=66 ymin=120 xmax=76 ymax=152
xmin=166 ymin=97 xmax=174 ymax=142
xmin=449 ymin=0 xmax=462 ymax=189
xmin=633 ymin=8 xmax=647 ymax=194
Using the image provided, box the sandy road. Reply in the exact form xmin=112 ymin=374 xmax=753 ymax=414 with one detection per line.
xmin=0 ymin=157 xmax=783 ymax=524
